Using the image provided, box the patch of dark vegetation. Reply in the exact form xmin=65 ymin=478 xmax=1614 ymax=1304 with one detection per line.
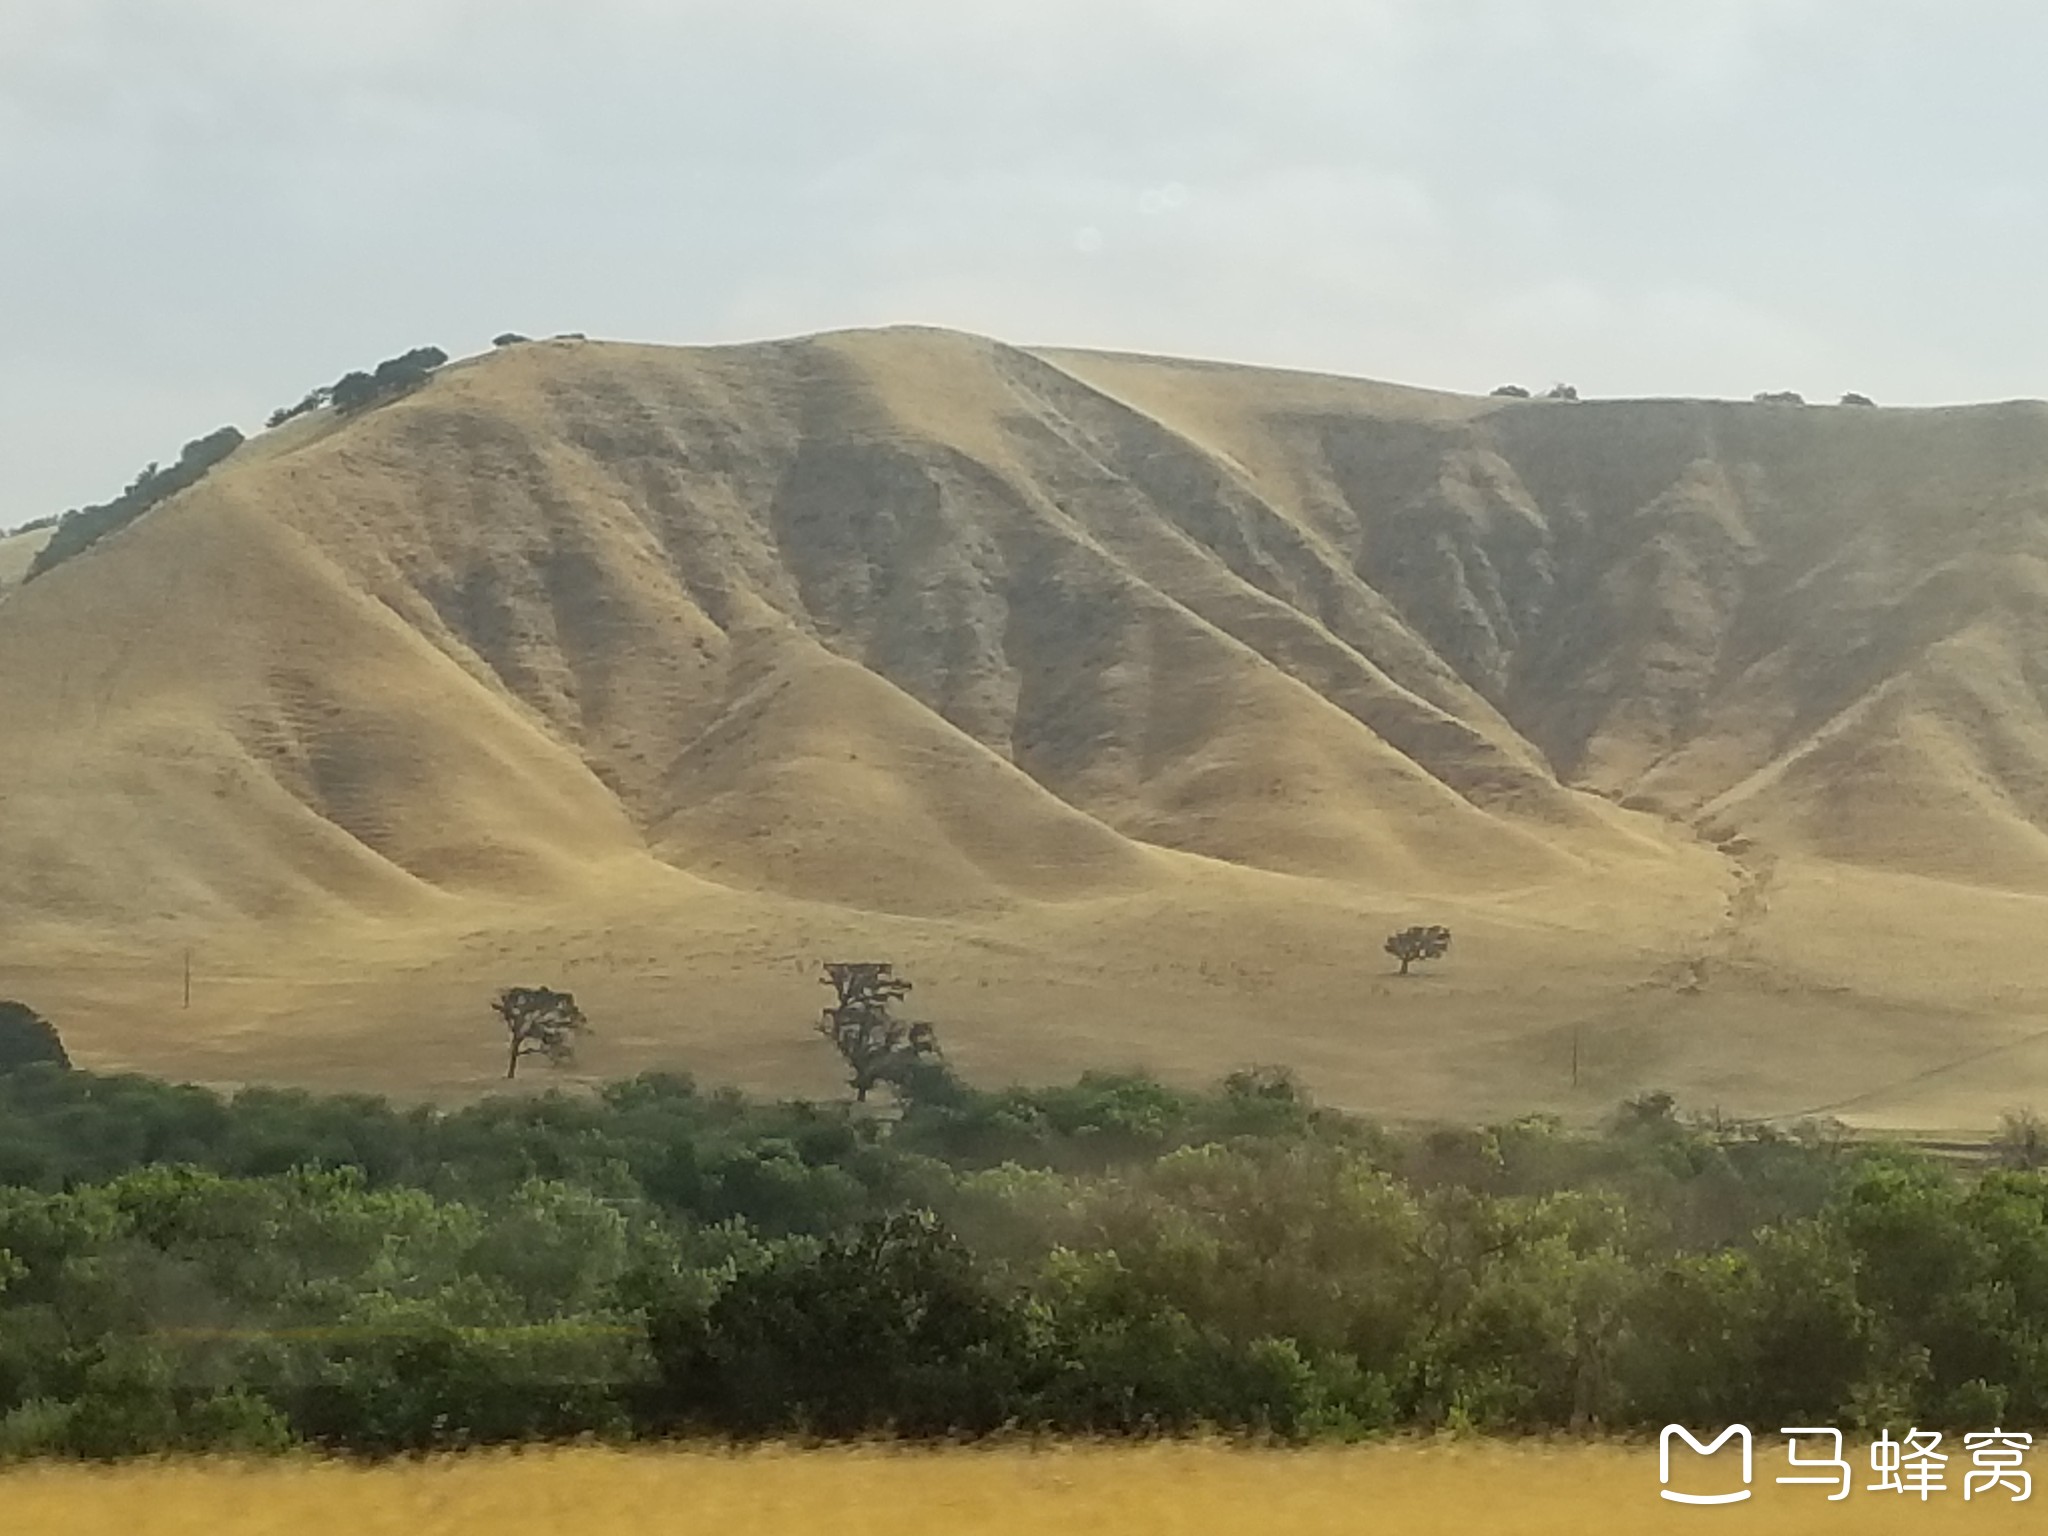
xmin=264 ymin=345 xmax=450 ymax=429
xmin=1384 ymin=924 xmax=1452 ymax=976
xmin=0 ymin=1028 xmax=2036 ymax=1457
xmin=330 ymin=346 xmax=448 ymax=413
xmin=0 ymin=1001 xmax=67 ymax=1072
xmin=23 ymin=426 xmax=244 ymax=581
xmin=265 ymin=388 xmax=329 ymax=428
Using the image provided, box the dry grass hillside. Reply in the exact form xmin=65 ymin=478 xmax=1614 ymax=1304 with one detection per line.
xmin=0 ymin=526 xmax=50 ymax=594
xmin=6 ymin=327 xmax=2048 ymax=1130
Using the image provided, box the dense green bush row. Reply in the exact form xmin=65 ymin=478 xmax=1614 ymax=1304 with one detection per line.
xmin=0 ymin=1062 xmax=2039 ymax=1456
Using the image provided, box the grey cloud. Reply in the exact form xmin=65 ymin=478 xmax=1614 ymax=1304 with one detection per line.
xmin=4 ymin=1 xmax=2047 ymax=524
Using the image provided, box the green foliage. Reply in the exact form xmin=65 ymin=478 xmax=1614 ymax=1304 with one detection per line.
xmin=0 ymin=1003 xmax=67 ymax=1073
xmin=266 ymin=388 xmax=329 ymax=428
xmin=327 ymin=371 xmax=377 ymax=412
xmin=264 ymin=346 xmax=450 ymax=430
xmin=332 ymin=346 xmax=449 ymax=413
xmin=648 ymin=1210 xmax=1030 ymax=1436
xmin=0 ymin=1064 xmax=2044 ymax=1455
xmin=1994 ymin=1109 xmax=2048 ymax=1169
xmin=24 ymin=427 xmax=244 ymax=581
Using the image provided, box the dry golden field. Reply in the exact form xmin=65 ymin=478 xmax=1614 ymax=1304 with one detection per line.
xmin=0 ymin=1441 xmax=2031 ymax=1535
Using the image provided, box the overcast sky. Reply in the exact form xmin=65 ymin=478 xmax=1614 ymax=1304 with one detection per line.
xmin=4 ymin=0 xmax=2046 ymax=527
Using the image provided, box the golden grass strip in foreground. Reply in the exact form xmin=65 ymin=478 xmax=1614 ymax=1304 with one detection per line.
xmin=0 ymin=1440 xmax=2031 ymax=1535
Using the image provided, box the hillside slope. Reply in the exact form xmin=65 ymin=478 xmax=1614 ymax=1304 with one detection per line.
xmin=0 ymin=526 xmax=50 ymax=594
xmin=7 ymin=328 xmax=2048 ymax=1129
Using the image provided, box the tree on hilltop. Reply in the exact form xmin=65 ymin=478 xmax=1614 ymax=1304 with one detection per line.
xmin=266 ymin=388 xmax=331 ymax=428
xmin=493 ymin=985 xmax=590 ymax=1079
xmin=0 ymin=1001 xmax=69 ymax=1072
xmin=329 ymin=370 xmax=379 ymax=413
xmin=373 ymin=345 xmax=448 ymax=384
xmin=1542 ymin=382 xmax=1580 ymax=402
xmin=816 ymin=962 xmax=941 ymax=1103
xmin=24 ymin=426 xmax=244 ymax=582
xmin=328 ymin=346 xmax=450 ymax=415
xmin=1490 ymin=384 xmax=1531 ymax=398
xmin=1384 ymin=924 xmax=1452 ymax=977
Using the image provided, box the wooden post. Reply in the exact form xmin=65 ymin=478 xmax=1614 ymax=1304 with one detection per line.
xmin=183 ymin=948 xmax=192 ymax=1010
xmin=1571 ymin=1027 xmax=1579 ymax=1089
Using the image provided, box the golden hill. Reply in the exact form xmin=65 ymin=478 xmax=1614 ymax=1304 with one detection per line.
xmin=7 ymin=327 xmax=2048 ymax=1131
xmin=0 ymin=526 xmax=50 ymax=594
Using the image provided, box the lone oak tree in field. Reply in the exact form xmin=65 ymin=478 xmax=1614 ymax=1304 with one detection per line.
xmin=493 ymin=985 xmax=590 ymax=1079
xmin=816 ymin=962 xmax=940 ymax=1103
xmin=1384 ymin=925 xmax=1452 ymax=977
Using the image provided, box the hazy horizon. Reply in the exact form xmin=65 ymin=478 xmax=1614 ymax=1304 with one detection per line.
xmin=6 ymin=1 xmax=2047 ymax=527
